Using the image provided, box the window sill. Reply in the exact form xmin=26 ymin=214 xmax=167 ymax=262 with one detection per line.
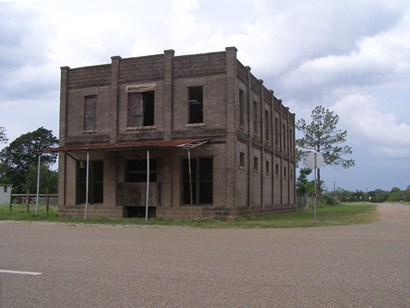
xmin=126 ymin=126 xmax=156 ymax=131
xmin=82 ymin=130 xmax=97 ymax=134
xmin=185 ymin=123 xmax=205 ymax=127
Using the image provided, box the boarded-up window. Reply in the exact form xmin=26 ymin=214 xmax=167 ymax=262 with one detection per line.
xmin=127 ymin=91 xmax=155 ymax=127
xmin=84 ymin=95 xmax=96 ymax=131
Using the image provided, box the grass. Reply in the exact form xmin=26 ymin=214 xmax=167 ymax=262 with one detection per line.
xmin=0 ymin=202 xmax=378 ymax=228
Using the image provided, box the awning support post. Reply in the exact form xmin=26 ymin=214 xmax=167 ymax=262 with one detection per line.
xmin=84 ymin=152 xmax=90 ymax=220
xmin=145 ymin=150 xmax=150 ymax=222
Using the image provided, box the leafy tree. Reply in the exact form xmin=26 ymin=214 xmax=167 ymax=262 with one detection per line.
xmin=0 ymin=127 xmax=58 ymax=193
xmin=368 ymin=189 xmax=389 ymax=203
xmin=0 ymin=127 xmax=7 ymax=144
xmin=24 ymin=166 xmax=58 ymax=194
xmin=296 ymin=167 xmax=313 ymax=208
xmin=296 ymin=106 xmax=355 ymax=194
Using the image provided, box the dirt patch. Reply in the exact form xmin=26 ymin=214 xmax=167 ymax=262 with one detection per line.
xmin=377 ymin=202 xmax=410 ymax=222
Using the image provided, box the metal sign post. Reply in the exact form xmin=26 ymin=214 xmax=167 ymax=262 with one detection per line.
xmin=35 ymin=154 xmax=41 ymax=216
xmin=307 ymin=151 xmax=324 ymax=222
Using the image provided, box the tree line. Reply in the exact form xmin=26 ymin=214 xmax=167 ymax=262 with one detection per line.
xmin=0 ymin=127 xmax=58 ymax=194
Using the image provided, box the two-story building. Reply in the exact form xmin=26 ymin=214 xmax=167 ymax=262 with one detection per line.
xmin=53 ymin=47 xmax=296 ymax=219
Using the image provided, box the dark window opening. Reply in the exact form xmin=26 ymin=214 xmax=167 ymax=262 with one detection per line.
xmin=3 ymin=186 xmax=7 ymax=193
xmin=239 ymin=152 xmax=245 ymax=168
xmin=289 ymin=128 xmax=293 ymax=153
xmin=275 ymin=117 xmax=279 ymax=146
xmin=123 ymin=206 xmax=156 ymax=218
xmin=253 ymin=101 xmax=258 ymax=134
xmin=283 ymin=124 xmax=286 ymax=150
xmin=76 ymin=160 xmax=103 ymax=204
xmin=275 ymin=164 xmax=279 ymax=176
xmin=266 ymin=161 xmax=270 ymax=175
xmin=189 ymin=86 xmax=203 ymax=123
xmin=239 ymin=89 xmax=245 ymax=126
xmin=265 ymin=110 xmax=270 ymax=140
xmin=127 ymin=91 xmax=155 ymax=127
xmin=126 ymin=159 xmax=157 ymax=182
xmin=254 ymin=156 xmax=258 ymax=171
xmin=182 ymin=157 xmax=212 ymax=205
xmin=84 ymin=95 xmax=96 ymax=131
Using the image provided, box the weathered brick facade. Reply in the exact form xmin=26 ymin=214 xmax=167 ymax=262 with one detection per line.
xmin=57 ymin=47 xmax=296 ymax=219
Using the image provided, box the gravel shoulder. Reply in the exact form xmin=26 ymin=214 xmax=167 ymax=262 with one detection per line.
xmin=376 ymin=202 xmax=410 ymax=222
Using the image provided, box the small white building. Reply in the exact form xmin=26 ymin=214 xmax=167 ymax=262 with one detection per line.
xmin=0 ymin=184 xmax=13 ymax=205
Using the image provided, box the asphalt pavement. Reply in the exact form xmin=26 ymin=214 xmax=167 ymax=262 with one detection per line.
xmin=0 ymin=203 xmax=409 ymax=307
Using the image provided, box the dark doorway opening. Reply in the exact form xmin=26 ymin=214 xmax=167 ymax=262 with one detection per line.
xmin=123 ymin=206 xmax=156 ymax=218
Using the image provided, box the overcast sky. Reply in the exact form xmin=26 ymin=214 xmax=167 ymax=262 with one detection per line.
xmin=1 ymin=0 xmax=409 ymax=192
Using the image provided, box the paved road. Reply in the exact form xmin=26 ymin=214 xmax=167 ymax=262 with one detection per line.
xmin=0 ymin=203 xmax=409 ymax=307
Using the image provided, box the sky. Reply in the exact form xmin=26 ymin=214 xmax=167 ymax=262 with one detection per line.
xmin=0 ymin=0 xmax=409 ymax=192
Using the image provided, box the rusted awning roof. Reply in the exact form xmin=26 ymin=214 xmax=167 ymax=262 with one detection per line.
xmin=48 ymin=139 xmax=209 ymax=152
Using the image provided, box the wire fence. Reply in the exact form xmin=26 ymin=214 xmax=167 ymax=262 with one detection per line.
xmin=10 ymin=192 xmax=58 ymax=213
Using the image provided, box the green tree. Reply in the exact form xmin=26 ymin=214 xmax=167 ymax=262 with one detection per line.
xmin=0 ymin=127 xmax=58 ymax=193
xmin=24 ymin=166 xmax=58 ymax=194
xmin=0 ymin=127 xmax=7 ymax=144
xmin=296 ymin=106 xmax=355 ymax=194
xmin=296 ymin=167 xmax=313 ymax=208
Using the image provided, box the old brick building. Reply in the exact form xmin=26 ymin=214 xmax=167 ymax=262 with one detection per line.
xmin=54 ymin=47 xmax=296 ymax=219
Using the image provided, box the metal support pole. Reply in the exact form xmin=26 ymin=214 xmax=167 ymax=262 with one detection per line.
xmin=314 ymin=153 xmax=317 ymax=222
xmin=84 ymin=152 xmax=90 ymax=220
xmin=35 ymin=154 xmax=41 ymax=216
xmin=145 ymin=150 xmax=150 ymax=222
xmin=188 ymin=149 xmax=193 ymax=207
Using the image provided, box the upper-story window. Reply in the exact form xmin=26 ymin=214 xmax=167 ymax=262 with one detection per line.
xmin=275 ymin=117 xmax=279 ymax=147
xmin=189 ymin=86 xmax=203 ymax=124
xmin=239 ymin=89 xmax=245 ymax=127
xmin=253 ymin=101 xmax=258 ymax=134
xmin=265 ymin=109 xmax=270 ymax=141
xmin=127 ymin=91 xmax=155 ymax=127
xmin=84 ymin=95 xmax=97 ymax=131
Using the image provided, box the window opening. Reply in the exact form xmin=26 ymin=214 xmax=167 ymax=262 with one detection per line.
xmin=127 ymin=91 xmax=155 ymax=127
xmin=265 ymin=109 xmax=270 ymax=140
xmin=126 ymin=159 xmax=157 ymax=182
xmin=84 ymin=95 xmax=97 ymax=131
xmin=239 ymin=152 xmax=245 ymax=168
xmin=182 ymin=158 xmax=212 ymax=205
xmin=253 ymin=101 xmax=258 ymax=134
xmin=189 ymin=86 xmax=203 ymax=123
xmin=77 ymin=160 xmax=103 ymax=204
xmin=239 ymin=90 xmax=245 ymax=126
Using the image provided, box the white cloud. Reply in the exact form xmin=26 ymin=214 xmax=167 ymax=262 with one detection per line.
xmin=331 ymin=94 xmax=410 ymax=159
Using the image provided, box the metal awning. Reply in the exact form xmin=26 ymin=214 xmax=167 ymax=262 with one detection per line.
xmin=48 ymin=139 xmax=209 ymax=152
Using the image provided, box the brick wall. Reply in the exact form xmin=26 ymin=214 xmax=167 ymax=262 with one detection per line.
xmin=59 ymin=48 xmax=296 ymax=219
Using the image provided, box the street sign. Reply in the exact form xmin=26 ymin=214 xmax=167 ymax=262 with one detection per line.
xmin=306 ymin=151 xmax=325 ymax=169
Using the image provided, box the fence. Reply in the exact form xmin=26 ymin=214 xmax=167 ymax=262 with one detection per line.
xmin=10 ymin=192 xmax=58 ymax=213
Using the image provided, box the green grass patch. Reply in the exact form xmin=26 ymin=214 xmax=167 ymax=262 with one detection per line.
xmin=0 ymin=202 xmax=378 ymax=228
